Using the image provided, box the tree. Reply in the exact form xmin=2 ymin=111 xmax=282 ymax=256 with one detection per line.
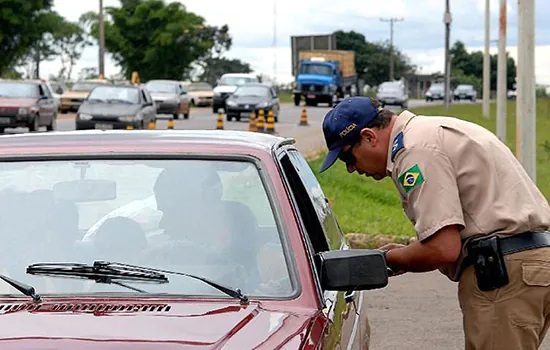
xmin=334 ymin=30 xmax=416 ymax=87
xmin=450 ymin=40 xmax=517 ymax=92
xmin=81 ymin=0 xmax=231 ymax=82
xmin=56 ymin=21 xmax=90 ymax=81
xmin=198 ymin=58 xmax=252 ymax=85
xmin=78 ymin=67 xmax=98 ymax=81
xmin=0 ymin=0 xmax=56 ymax=75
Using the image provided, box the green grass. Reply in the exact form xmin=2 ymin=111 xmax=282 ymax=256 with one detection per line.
xmin=278 ymin=91 xmax=294 ymax=104
xmin=309 ymin=98 xmax=550 ymax=237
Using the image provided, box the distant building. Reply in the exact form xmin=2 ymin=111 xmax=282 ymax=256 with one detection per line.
xmin=403 ymin=73 xmax=445 ymax=99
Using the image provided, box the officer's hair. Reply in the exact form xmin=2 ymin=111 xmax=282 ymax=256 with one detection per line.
xmin=365 ymin=99 xmax=395 ymax=129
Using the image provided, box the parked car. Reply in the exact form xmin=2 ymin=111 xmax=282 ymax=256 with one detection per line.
xmin=145 ymin=80 xmax=191 ymax=119
xmin=507 ymin=89 xmax=517 ymax=100
xmin=453 ymin=84 xmax=477 ymax=101
xmin=186 ymin=82 xmax=214 ymax=107
xmin=0 ymin=79 xmax=57 ymax=132
xmin=425 ymin=83 xmax=445 ymax=102
xmin=45 ymin=81 xmax=67 ymax=112
xmin=0 ymin=130 xmax=388 ymax=348
xmin=225 ymin=84 xmax=280 ymax=122
xmin=212 ymin=73 xmax=259 ymax=113
xmin=376 ymin=81 xmax=409 ymax=109
xmin=60 ymin=79 xmax=111 ymax=113
xmin=75 ymin=85 xmax=156 ymax=130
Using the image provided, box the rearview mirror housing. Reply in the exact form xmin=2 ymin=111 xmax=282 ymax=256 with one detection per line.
xmin=317 ymin=249 xmax=388 ymax=291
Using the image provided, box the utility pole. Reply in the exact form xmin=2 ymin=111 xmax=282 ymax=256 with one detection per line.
xmin=273 ymin=0 xmax=277 ymax=84
xmin=99 ymin=0 xmax=105 ymax=79
xmin=496 ymin=0 xmax=507 ymax=143
xmin=516 ymin=0 xmax=536 ymax=181
xmin=380 ymin=17 xmax=404 ymax=81
xmin=483 ymin=0 xmax=491 ymax=119
xmin=443 ymin=0 xmax=452 ymax=110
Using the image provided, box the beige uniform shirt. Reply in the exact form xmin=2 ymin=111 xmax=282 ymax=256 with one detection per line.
xmin=387 ymin=111 xmax=550 ymax=281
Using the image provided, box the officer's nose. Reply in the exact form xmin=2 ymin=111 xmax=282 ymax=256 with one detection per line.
xmin=347 ymin=163 xmax=356 ymax=174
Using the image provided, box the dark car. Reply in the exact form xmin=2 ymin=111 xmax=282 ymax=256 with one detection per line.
xmin=453 ymin=84 xmax=477 ymax=101
xmin=75 ymin=85 xmax=157 ymax=130
xmin=225 ymin=84 xmax=280 ymax=122
xmin=0 ymin=80 xmax=57 ymax=132
xmin=0 ymin=130 xmax=388 ymax=348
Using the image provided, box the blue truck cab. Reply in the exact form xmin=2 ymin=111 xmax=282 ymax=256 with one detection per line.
xmin=293 ymin=59 xmax=342 ymax=107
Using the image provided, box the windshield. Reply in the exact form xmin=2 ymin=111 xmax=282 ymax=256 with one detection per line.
xmin=219 ymin=77 xmax=256 ymax=86
xmin=0 ymin=83 xmax=39 ymax=98
xmin=146 ymin=82 xmax=177 ymax=94
xmin=378 ymin=84 xmax=402 ymax=93
xmin=456 ymin=85 xmax=472 ymax=91
xmin=0 ymin=159 xmax=293 ymax=299
xmin=299 ymin=64 xmax=332 ymax=76
xmin=88 ymin=86 xmax=140 ymax=104
xmin=72 ymin=83 xmax=106 ymax=92
xmin=429 ymin=84 xmax=444 ymax=92
xmin=233 ymin=86 xmax=269 ymax=97
xmin=188 ymin=83 xmax=212 ymax=91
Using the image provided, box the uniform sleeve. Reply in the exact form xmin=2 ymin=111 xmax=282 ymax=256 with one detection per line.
xmin=393 ymin=147 xmax=465 ymax=241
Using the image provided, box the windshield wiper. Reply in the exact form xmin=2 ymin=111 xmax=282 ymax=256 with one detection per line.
xmin=0 ymin=274 xmax=41 ymax=303
xmin=27 ymin=262 xmax=169 ymax=293
xmin=27 ymin=261 xmax=249 ymax=304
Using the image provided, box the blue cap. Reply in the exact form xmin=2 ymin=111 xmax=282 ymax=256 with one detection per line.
xmin=319 ymin=97 xmax=382 ymax=173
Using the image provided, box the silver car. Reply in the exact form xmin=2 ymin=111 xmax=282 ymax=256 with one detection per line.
xmin=376 ymin=82 xmax=409 ymax=109
xmin=145 ymin=80 xmax=191 ymax=119
xmin=453 ymin=84 xmax=477 ymax=102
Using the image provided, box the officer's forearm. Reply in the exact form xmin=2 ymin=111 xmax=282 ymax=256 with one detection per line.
xmin=386 ymin=225 xmax=462 ymax=272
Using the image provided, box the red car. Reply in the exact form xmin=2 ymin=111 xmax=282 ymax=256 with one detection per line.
xmin=0 ymin=130 xmax=388 ymax=349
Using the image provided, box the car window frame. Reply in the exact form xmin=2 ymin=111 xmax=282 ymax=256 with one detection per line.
xmin=0 ymin=152 xmax=302 ymax=300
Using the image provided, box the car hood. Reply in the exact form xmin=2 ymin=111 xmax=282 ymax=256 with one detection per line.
xmin=228 ymin=96 xmax=268 ymax=105
xmin=150 ymin=92 xmax=178 ymax=101
xmin=297 ymin=74 xmax=333 ymax=86
xmin=0 ymin=299 xmax=314 ymax=349
xmin=61 ymin=91 xmax=90 ymax=99
xmin=0 ymin=98 xmax=37 ymax=108
xmin=213 ymin=85 xmax=238 ymax=94
xmin=79 ymin=103 xmax=141 ymax=116
xmin=188 ymin=91 xmax=213 ymax=98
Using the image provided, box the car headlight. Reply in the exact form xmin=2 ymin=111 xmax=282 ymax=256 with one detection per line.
xmin=258 ymin=102 xmax=268 ymax=108
xmin=18 ymin=108 xmax=29 ymax=116
xmin=79 ymin=113 xmax=93 ymax=120
xmin=118 ymin=116 xmax=136 ymax=122
xmin=226 ymin=100 xmax=237 ymax=107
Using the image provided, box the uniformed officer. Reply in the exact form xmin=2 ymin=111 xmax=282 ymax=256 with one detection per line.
xmin=320 ymin=96 xmax=550 ymax=350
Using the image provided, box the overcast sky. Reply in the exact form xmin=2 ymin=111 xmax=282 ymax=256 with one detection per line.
xmin=42 ymin=0 xmax=550 ymax=85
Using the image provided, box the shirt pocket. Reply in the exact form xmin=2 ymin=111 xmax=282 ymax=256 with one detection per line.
xmin=522 ymin=261 xmax=550 ymax=287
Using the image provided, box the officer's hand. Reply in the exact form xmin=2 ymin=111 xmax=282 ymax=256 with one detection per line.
xmin=377 ymin=243 xmax=406 ymax=252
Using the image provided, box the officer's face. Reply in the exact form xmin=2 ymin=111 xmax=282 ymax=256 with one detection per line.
xmin=342 ymin=129 xmax=388 ymax=180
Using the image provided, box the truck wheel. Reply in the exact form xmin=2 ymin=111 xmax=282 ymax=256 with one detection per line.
xmin=293 ymin=95 xmax=300 ymax=106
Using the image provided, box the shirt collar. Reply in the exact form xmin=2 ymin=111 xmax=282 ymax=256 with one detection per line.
xmin=386 ymin=110 xmax=417 ymax=175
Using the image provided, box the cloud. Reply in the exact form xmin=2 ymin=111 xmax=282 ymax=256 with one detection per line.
xmin=37 ymin=0 xmax=550 ymax=85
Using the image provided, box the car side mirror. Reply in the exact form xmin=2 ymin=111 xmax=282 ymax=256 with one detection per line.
xmin=317 ymin=249 xmax=388 ymax=291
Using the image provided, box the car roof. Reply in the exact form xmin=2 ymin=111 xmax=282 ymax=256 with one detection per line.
xmin=0 ymin=79 xmax=41 ymax=85
xmin=221 ymin=73 xmax=257 ymax=78
xmin=235 ymin=83 xmax=272 ymax=89
xmin=0 ymin=130 xmax=296 ymax=156
xmin=146 ymin=80 xmax=180 ymax=84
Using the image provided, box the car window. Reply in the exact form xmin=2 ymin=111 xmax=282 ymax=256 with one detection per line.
xmin=140 ymin=90 xmax=148 ymax=104
xmin=286 ymin=150 xmax=344 ymax=251
xmin=146 ymin=82 xmax=177 ymax=94
xmin=0 ymin=83 xmax=39 ymax=98
xmin=88 ymin=86 xmax=140 ymax=104
xmin=0 ymin=159 xmax=293 ymax=299
xmin=42 ymin=84 xmax=53 ymax=98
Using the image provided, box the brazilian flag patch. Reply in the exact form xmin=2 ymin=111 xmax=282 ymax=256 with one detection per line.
xmin=398 ymin=164 xmax=425 ymax=194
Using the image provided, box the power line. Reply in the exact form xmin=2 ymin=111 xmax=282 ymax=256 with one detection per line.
xmin=380 ymin=17 xmax=404 ymax=81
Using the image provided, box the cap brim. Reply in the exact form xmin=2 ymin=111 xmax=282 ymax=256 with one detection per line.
xmin=319 ymin=148 xmax=341 ymax=173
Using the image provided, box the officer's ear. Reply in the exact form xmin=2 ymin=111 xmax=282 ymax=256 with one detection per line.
xmin=360 ymin=128 xmax=378 ymax=147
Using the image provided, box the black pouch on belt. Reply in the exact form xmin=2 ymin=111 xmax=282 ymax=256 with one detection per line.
xmin=468 ymin=235 xmax=509 ymax=291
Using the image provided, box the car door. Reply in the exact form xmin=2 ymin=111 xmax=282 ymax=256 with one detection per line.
xmin=38 ymin=83 xmax=55 ymax=123
xmin=277 ymin=148 xmax=369 ymax=349
xmin=270 ymin=87 xmax=280 ymax=116
xmin=140 ymin=88 xmax=156 ymax=123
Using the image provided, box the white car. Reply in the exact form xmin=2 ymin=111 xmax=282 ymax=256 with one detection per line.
xmin=212 ymin=73 xmax=259 ymax=113
xmin=376 ymin=81 xmax=409 ymax=109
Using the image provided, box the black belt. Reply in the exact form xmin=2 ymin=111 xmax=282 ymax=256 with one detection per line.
xmin=463 ymin=231 xmax=550 ymax=268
